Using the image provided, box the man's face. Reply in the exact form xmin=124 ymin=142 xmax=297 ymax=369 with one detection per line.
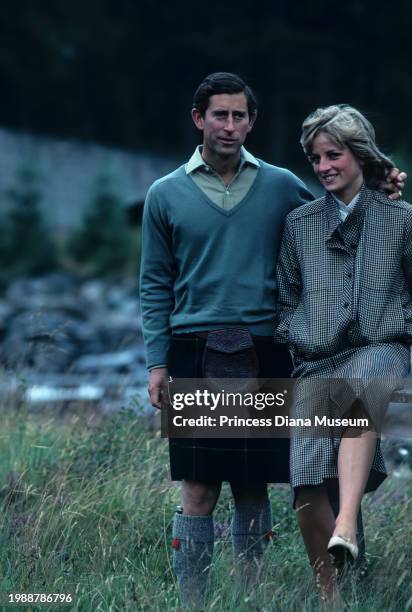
xmin=192 ymin=93 xmax=256 ymax=159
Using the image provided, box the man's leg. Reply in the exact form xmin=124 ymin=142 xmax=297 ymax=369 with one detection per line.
xmin=230 ymin=483 xmax=272 ymax=588
xmin=172 ymin=480 xmax=221 ymax=609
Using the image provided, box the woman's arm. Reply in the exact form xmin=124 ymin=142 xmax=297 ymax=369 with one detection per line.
xmin=403 ymin=210 xmax=412 ymax=291
xmin=402 ymin=210 xmax=412 ymax=338
xmin=275 ymin=217 xmax=302 ymax=344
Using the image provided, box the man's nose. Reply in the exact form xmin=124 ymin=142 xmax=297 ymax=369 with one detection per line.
xmin=224 ymin=116 xmax=235 ymax=131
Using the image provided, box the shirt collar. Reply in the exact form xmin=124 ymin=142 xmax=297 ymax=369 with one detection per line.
xmin=185 ymin=145 xmax=260 ymax=175
xmin=332 ymin=192 xmax=361 ymax=220
xmin=325 ymin=184 xmax=371 ymax=244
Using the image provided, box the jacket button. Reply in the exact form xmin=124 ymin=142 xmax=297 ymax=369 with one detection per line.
xmin=344 ymin=302 xmax=349 ymax=308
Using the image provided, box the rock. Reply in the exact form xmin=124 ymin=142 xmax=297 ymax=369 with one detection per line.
xmin=78 ymin=279 xmax=106 ymax=304
xmin=0 ymin=272 xmax=151 ymax=413
xmin=0 ymin=300 xmax=13 ymax=339
xmin=6 ymin=274 xmax=76 ymax=308
xmin=2 ymin=310 xmax=81 ymax=371
xmin=384 ymin=401 xmax=412 ymax=438
xmin=25 ymin=384 xmax=104 ymax=403
xmin=73 ymin=346 xmax=146 ymax=373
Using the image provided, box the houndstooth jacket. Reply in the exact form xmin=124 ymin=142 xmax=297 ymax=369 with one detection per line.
xmin=275 ymin=185 xmax=412 ymax=360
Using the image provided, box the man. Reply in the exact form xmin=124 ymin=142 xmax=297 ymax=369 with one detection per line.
xmin=140 ymin=72 xmax=405 ymax=608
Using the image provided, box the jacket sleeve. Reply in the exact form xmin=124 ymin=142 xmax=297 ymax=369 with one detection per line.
xmin=402 ymin=209 xmax=412 ymax=337
xmin=139 ymin=184 xmax=176 ymax=369
xmin=274 ymin=216 xmax=302 ymax=345
xmin=403 ymin=209 xmax=412 ymax=289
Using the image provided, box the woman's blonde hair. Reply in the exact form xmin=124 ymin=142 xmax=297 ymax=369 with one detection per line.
xmin=300 ymin=104 xmax=393 ymax=187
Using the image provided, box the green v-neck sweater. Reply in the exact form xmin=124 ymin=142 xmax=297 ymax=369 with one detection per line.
xmin=140 ymin=161 xmax=313 ymax=368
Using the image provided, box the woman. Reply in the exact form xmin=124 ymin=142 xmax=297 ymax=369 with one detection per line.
xmin=275 ymin=104 xmax=412 ymax=604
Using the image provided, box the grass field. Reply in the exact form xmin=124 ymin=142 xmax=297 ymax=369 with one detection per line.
xmin=0 ymin=406 xmax=411 ymax=611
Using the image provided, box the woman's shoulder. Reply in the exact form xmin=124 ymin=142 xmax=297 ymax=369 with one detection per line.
xmin=286 ymin=195 xmax=327 ymax=222
xmin=369 ymin=189 xmax=412 ymax=213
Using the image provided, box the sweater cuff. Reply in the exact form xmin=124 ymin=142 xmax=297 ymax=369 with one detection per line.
xmin=146 ymin=348 xmax=169 ymax=370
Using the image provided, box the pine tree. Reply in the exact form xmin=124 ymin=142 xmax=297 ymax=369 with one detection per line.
xmin=67 ymin=173 xmax=135 ymax=275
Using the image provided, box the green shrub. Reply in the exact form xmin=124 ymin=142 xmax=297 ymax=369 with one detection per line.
xmin=0 ymin=164 xmax=57 ymax=286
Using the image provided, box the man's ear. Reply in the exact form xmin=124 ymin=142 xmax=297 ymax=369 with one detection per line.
xmin=191 ymin=108 xmax=204 ymax=131
xmin=247 ymin=111 xmax=257 ymax=133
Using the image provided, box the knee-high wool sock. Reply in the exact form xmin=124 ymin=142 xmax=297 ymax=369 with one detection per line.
xmin=172 ymin=513 xmax=214 ymax=609
xmin=231 ymin=501 xmax=273 ymax=585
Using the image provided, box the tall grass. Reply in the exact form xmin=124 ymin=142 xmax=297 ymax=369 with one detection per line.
xmin=0 ymin=406 xmax=410 ymax=611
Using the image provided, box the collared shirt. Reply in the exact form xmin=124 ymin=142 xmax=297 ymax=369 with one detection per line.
xmin=185 ymin=146 xmax=260 ymax=210
xmin=332 ymin=192 xmax=361 ymax=222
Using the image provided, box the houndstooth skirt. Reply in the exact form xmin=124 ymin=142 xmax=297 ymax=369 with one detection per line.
xmin=290 ymin=342 xmax=411 ymax=495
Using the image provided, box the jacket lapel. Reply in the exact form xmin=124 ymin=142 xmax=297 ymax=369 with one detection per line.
xmin=325 ymin=184 xmax=372 ymax=253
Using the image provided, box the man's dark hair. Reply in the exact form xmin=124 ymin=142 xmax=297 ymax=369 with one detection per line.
xmin=192 ymin=72 xmax=258 ymax=117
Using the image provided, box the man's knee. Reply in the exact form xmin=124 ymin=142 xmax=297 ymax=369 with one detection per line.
xmin=181 ymin=480 xmax=221 ymax=515
xmin=230 ymin=482 xmax=268 ymax=505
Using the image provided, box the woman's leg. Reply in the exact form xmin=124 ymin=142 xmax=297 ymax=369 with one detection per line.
xmin=333 ymin=430 xmax=376 ymax=544
xmin=333 ymin=402 xmax=377 ymax=545
xmin=295 ymin=485 xmax=340 ymax=604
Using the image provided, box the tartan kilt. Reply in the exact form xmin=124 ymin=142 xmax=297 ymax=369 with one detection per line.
xmin=168 ymin=333 xmax=292 ymax=483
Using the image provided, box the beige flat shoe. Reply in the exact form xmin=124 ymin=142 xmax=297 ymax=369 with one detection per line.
xmin=328 ymin=534 xmax=359 ymax=568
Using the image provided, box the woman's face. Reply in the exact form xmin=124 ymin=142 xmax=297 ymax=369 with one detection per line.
xmin=310 ymin=132 xmax=364 ymax=203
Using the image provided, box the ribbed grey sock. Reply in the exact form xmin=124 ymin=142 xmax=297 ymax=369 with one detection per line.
xmin=172 ymin=513 xmax=214 ymax=610
xmin=232 ymin=501 xmax=273 ymax=587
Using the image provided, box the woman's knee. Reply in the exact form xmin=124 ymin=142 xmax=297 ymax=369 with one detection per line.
xmin=295 ymin=484 xmax=330 ymax=513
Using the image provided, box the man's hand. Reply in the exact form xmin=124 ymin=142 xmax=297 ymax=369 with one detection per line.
xmin=148 ymin=367 xmax=169 ymax=409
xmin=380 ymin=167 xmax=407 ymax=200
